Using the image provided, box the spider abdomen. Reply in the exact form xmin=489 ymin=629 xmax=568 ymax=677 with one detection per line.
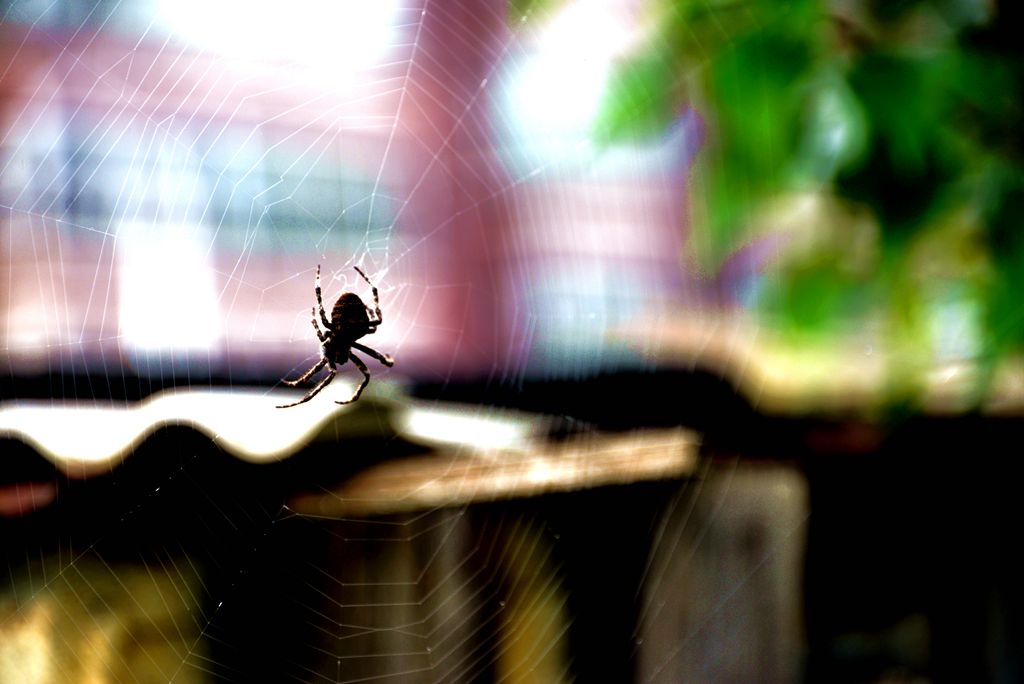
xmin=331 ymin=293 xmax=371 ymax=338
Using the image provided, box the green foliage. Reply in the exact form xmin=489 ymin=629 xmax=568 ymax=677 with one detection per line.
xmin=986 ymin=174 xmax=1024 ymax=351
xmin=555 ymin=0 xmax=1024 ymax=399
xmin=595 ymin=50 xmax=682 ymax=142
xmin=836 ymin=49 xmax=966 ymax=247
xmin=766 ymin=259 xmax=878 ymax=334
xmin=593 ymin=1 xmax=828 ymax=264
xmin=507 ymin=0 xmax=562 ymax=22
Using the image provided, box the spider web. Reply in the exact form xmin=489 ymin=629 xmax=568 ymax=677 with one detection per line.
xmin=0 ymin=1 xmax=809 ymax=682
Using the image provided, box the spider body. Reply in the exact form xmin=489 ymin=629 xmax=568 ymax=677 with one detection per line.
xmin=276 ymin=265 xmax=394 ymax=409
xmin=330 ymin=292 xmax=373 ymax=345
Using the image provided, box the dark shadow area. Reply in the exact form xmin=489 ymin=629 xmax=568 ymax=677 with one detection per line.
xmin=802 ymin=415 xmax=1024 ymax=683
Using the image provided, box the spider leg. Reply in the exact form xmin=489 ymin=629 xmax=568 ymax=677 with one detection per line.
xmin=315 ymin=264 xmax=331 ymax=329
xmin=354 ymin=266 xmax=383 ymax=325
xmin=336 ymin=352 xmax=371 ymax=404
xmin=280 ymin=357 xmax=327 ymax=387
xmin=276 ymin=366 xmax=336 ymax=408
xmin=352 ymin=341 xmax=394 ymax=367
xmin=311 ymin=307 xmax=326 ymax=342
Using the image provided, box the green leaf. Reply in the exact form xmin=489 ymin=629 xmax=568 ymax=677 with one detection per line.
xmin=592 ymin=52 xmax=683 ymax=142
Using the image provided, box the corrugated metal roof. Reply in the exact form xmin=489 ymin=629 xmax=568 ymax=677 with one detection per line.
xmin=1 ymin=386 xmax=700 ymax=517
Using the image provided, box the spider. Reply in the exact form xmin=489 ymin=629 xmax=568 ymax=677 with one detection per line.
xmin=276 ymin=264 xmax=394 ymax=408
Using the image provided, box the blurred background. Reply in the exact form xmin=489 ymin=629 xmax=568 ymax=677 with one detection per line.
xmin=0 ymin=0 xmax=698 ymax=389
xmin=2 ymin=0 xmax=1022 ymax=682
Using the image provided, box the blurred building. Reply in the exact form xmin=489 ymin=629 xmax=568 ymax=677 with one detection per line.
xmin=0 ymin=0 xmax=699 ymax=390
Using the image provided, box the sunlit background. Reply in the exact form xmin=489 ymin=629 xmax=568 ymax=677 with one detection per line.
xmin=2 ymin=0 xmax=1018 ymax=408
xmin=0 ymin=0 xmax=706 ymax=389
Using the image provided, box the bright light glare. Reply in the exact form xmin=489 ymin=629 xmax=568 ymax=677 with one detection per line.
xmin=400 ymin=405 xmax=538 ymax=450
xmin=118 ymin=222 xmax=221 ymax=351
xmin=159 ymin=0 xmax=398 ymax=84
xmin=513 ymin=0 xmax=638 ymax=134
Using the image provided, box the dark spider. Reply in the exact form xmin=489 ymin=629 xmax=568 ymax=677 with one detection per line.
xmin=276 ymin=265 xmax=394 ymax=408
